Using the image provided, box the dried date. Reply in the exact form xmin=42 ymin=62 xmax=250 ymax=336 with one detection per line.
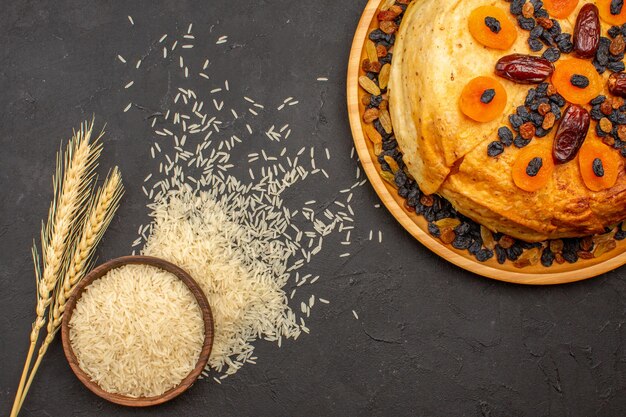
xmin=608 ymin=72 xmax=626 ymax=97
xmin=495 ymin=54 xmax=555 ymax=84
xmin=553 ymin=105 xmax=590 ymax=164
xmin=573 ymin=4 xmax=600 ymax=59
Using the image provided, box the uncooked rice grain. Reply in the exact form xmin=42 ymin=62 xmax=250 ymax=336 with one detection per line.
xmin=69 ymin=264 xmax=204 ymax=398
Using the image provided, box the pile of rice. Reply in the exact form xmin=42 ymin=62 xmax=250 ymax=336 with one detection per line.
xmin=68 ymin=264 xmax=205 ymax=398
xmin=143 ymin=188 xmax=303 ymax=377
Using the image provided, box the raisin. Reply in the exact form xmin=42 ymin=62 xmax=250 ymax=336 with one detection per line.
xmin=498 ymin=126 xmax=515 ymax=146
xmin=452 ymin=235 xmax=472 ymax=250
xmin=468 ymin=241 xmax=482 ymax=256
xmin=519 ymin=122 xmax=536 ymax=139
xmin=495 ymin=245 xmax=507 ymax=264
xmin=510 ymin=0 xmax=525 ymax=15
xmin=609 ymin=26 xmax=622 ymax=38
xmin=592 ymin=158 xmax=605 ymax=177
xmin=529 ymin=38 xmax=544 ymax=51
xmin=488 ymin=141 xmax=505 ymax=157
xmin=542 ymin=112 xmax=556 ymax=129
xmin=530 ymin=112 xmax=544 ymax=127
xmin=481 ymin=89 xmax=496 ymax=104
xmin=518 ymin=16 xmax=536 ymax=31
xmin=526 ymin=157 xmax=543 ymax=176
xmin=427 ymin=222 xmax=440 ymax=238
xmin=525 ymin=88 xmax=537 ymax=106
xmin=541 ymin=248 xmax=555 ymax=267
xmin=510 ymin=114 xmax=524 ymax=129
xmin=570 ymin=74 xmax=590 ymax=88
xmin=485 ymin=16 xmax=501 ymax=33
xmin=517 ymin=105 xmax=531 ymax=120
xmin=610 ymin=35 xmax=626 ymax=55
xmin=611 ymin=0 xmax=624 ymax=16
xmin=476 ymin=249 xmax=494 ymax=262
xmin=591 ymin=95 xmax=607 ymax=105
xmin=530 ymin=25 xmax=544 ymax=39
xmin=549 ymin=93 xmax=566 ymax=106
xmin=514 ymin=136 xmax=530 ymax=148
xmin=536 ymin=17 xmax=553 ymax=29
xmin=542 ymin=47 xmax=560 ymax=62
xmin=600 ymin=117 xmax=613 ymax=133
xmin=608 ymin=61 xmax=626 ymax=72
xmin=538 ymin=102 xmax=552 ymax=115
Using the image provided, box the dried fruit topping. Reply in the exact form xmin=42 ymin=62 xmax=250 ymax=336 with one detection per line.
xmin=358 ymin=76 xmax=381 ymax=96
xmin=573 ymin=4 xmax=601 ymax=58
xmin=599 ymin=117 xmax=613 ymax=133
xmin=378 ymin=8 xmax=401 ymax=21
xmin=526 ymin=157 xmax=543 ymax=176
xmin=543 ymin=112 xmax=557 ymax=129
xmin=363 ymin=123 xmax=382 ymax=147
xmin=610 ymin=34 xmax=626 ymax=55
xmin=378 ymin=108 xmax=393 ymax=134
xmin=543 ymin=0 xmax=579 ymax=19
xmin=608 ymin=72 xmax=626 ymax=97
xmin=365 ymin=40 xmax=378 ymax=64
xmin=380 ymin=20 xmax=398 ymax=35
xmin=378 ymin=64 xmax=391 ymax=90
xmin=495 ymin=54 xmax=554 ymax=84
xmin=553 ymin=105 xmax=590 ymax=164
xmin=362 ymin=59 xmax=382 ymax=73
xmin=597 ymin=0 xmax=626 ymax=25
xmin=513 ymin=144 xmax=555 ymax=192
xmin=459 ymin=76 xmax=507 ymax=123
xmin=578 ymin=139 xmax=620 ymax=191
xmin=595 ymin=239 xmax=618 ymax=257
xmin=363 ymin=107 xmax=380 ymax=123
xmin=469 ymin=6 xmax=518 ymax=50
xmin=519 ymin=121 xmax=536 ymax=140
xmin=480 ymin=89 xmax=496 ymax=103
xmin=570 ymin=74 xmax=590 ymax=88
xmin=592 ymin=157 xmax=605 ymax=177
xmin=551 ymin=58 xmax=603 ymax=104
xmin=513 ymin=247 xmax=541 ymax=268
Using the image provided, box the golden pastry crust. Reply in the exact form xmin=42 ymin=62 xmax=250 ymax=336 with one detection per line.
xmin=389 ymin=0 xmax=626 ymax=241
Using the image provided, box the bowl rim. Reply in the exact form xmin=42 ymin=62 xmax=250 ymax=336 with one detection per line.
xmin=346 ymin=0 xmax=626 ymax=285
xmin=60 ymin=255 xmax=214 ymax=407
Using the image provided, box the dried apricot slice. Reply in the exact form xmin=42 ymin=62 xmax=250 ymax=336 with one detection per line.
xmin=468 ymin=6 xmax=517 ymax=50
xmin=578 ymin=138 xmax=620 ymax=191
xmin=512 ymin=144 xmax=554 ymax=192
xmin=551 ymin=58 xmax=603 ymax=104
xmin=542 ymin=0 xmax=579 ymax=19
xmin=597 ymin=0 xmax=626 ymax=26
xmin=459 ymin=76 xmax=507 ymax=123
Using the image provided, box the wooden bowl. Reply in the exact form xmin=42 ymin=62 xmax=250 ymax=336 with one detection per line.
xmin=347 ymin=0 xmax=626 ymax=285
xmin=60 ymin=255 xmax=214 ymax=407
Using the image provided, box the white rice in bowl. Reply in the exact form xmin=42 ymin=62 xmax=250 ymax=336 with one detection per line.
xmin=69 ymin=263 xmax=205 ymax=398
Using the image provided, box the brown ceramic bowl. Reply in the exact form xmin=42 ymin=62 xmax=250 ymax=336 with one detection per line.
xmin=60 ymin=255 xmax=214 ymax=407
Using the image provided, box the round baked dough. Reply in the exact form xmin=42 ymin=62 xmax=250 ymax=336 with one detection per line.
xmin=389 ymin=0 xmax=626 ymax=241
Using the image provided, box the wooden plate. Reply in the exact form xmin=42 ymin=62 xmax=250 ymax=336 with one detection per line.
xmin=61 ymin=255 xmax=214 ymax=407
xmin=347 ymin=0 xmax=626 ymax=285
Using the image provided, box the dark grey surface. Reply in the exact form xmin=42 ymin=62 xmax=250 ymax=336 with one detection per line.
xmin=1 ymin=1 xmax=625 ymax=416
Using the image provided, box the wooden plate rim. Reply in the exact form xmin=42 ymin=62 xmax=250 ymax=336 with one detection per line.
xmin=60 ymin=255 xmax=214 ymax=407
xmin=346 ymin=0 xmax=626 ymax=285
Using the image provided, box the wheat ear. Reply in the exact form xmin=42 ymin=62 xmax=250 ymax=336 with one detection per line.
xmin=10 ymin=122 xmax=101 ymax=417
xmin=16 ymin=168 xmax=124 ymax=411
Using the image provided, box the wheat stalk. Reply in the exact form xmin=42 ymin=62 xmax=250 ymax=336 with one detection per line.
xmin=10 ymin=121 xmax=106 ymax=417
xmin=16 ymin=168 xmax=124 ymax=411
